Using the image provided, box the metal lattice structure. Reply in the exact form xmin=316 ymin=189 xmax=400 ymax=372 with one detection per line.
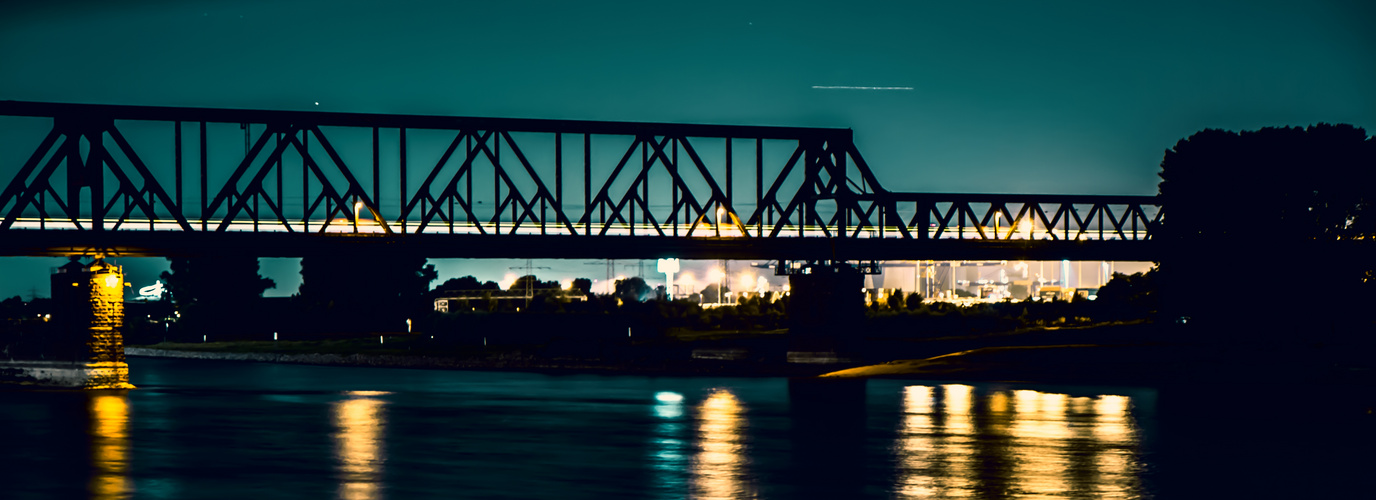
xmin=0 ymin=101 xmax=1161 ymax=260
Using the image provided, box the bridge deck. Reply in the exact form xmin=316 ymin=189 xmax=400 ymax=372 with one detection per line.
xmin=0 ymin=228 xmax=1162 ymax=261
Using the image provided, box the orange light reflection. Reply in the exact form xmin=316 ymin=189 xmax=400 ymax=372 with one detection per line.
xmin=692 ymin=389 xmax=753 ymax=499
xmin=1090 ymin=395 xmax=1140 ymax=498
xmin=334 ymin=392 xmax=387 ymax=500
xmin=939 ymin=384 xmax=977 ymax=496
xmin=90 ymin=392 xmax=131 ymax=500
xmin=1009 ymin=390 xmax=1071 ymax=497
xmin=895 ymin=385 xmax=937 ymax=497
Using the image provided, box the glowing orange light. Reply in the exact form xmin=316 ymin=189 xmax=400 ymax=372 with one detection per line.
xmin=334 ymin=394 xmax=387 ymax=500
xmin=90 ymin=393 xmax=130 ymax=499
xmin=694 ymin=389 xmax=751 ymax=499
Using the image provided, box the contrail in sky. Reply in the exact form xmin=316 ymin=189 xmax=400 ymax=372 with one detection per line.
xmin=812 ymin=85 xmax=914 ymax=90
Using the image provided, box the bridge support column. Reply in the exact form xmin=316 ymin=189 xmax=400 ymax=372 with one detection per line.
xmin=783 ymin=261 xmax=869 ymax=364
xmin=0 ymin=258 xmax=133 ymax=389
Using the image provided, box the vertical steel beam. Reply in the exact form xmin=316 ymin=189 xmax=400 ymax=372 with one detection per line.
xmin=725 ymin=138 xmax=733 ymax=214
xmin=174 ymin=121 xmax=182 ymax=211
xmin=372 ymin=127 xmax=380 ymax=216
xmin=400 ymin=128 xmax=407 ymax=233
xmin=672 ymin=139 xmax=678 ymax=236
xmin=199 ymin=121 xmax=207 ymax=231
xmin=303 ymin=129 xmax=310 ymax=232
xmin=756 ymin=138 xmax=762 ymax=237
xmin=88 ymin=128 xmax=105 ymax=231
xmin=584 ymin=133 xmax=591 ymax=235
xmin=466 ymin=134 xmax=473 ymax=226
xmin=276 ymin=133 xmax=282 ymax=223
xmin=555 ymin=133 xmax=562 ymax=235
xmin=494 ymin=133 xmax=500 ymax=233
xmin=65 ymin=128 xmax=83 ymax=226
xmin=836 ymin=142 xmax=847 ymax=236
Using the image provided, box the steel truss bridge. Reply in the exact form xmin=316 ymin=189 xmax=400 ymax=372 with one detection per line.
xmin=0 ymin=101 xmax=1162 ymax=261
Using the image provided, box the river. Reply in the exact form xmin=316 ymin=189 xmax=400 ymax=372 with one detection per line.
xmin=1 ymin=357 xmax=1370 ymax=499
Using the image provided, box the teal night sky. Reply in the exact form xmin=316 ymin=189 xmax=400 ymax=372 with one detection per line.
xmin=1 ymin=0 xmax=1373 ymax=296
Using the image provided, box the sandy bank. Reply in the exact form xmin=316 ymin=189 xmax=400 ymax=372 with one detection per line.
xmin=819 ymin=342 xmax=1376 ymax=386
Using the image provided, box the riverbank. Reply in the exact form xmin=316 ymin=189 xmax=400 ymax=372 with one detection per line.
xmin=124 ymin=347 xmax=838 ymax=377
xmin=126 ymin=322 xmax=1376 ymax=385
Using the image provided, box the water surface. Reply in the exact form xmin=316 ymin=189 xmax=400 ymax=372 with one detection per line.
xmin=2 ymin=357 xmax=1369 ymax=498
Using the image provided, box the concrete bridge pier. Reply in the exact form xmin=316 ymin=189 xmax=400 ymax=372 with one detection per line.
xmin=784 ymin=261 xmax=867 ymax=364
xmin=0 ymin=258 xmax=134 ymax=389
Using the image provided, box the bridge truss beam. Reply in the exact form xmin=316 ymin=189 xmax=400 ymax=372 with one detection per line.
xmin=0 ymin=101 xmax=1162 ymax=260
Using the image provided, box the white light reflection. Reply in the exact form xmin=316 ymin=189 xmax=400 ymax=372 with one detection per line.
xmin=650 ymin=392 xmax=689 ymax=497
xmin=333 ymin=391 xmax=389 ymax=500
xmin=692 ymin=389 xmax=753 ymax=499
xmin=90 ymin=392 xmax=131 ymax=500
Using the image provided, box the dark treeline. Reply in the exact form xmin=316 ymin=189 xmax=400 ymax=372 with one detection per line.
xmin=2 ymin=255 xmax=1157 ymax=350
xmin=3 ymin=262 xmax=1153 ymax=356
xmin=1156 ymin=123 xmax=1375 ymax=343
xmin=418 ymin=270 xmax=1156 ymax=343
xmin=110 ymin=254 xmax=439 ymax=343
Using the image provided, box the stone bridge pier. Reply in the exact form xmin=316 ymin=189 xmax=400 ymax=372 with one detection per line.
xmin=0 ymin=258 xmax=134 ymax=389
xmin=783 ymin=261 xmax=869 ymax=364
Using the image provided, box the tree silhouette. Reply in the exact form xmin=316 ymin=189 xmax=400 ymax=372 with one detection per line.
xmin=509 ymin=275 xmax=560 ymax=292
xmin=885 ymin=290 xmax=905 ymax=310
xmin=434 ymin=276 xmax=484 ymax=293
xmin=904 ymin=292 xmax=924 ymax=311
xmin=614 ymin=276 xmax=652 ymax=303
xmin=700 ymin=283 xmax=728 ymax=304
xmin=571 ymin=278 xmax=592 ymax=295
xmin=1095 ymin=270 xmax=1159 ymax=321
xmin=159 ymin=256 xmax=275 ymax=338
xmin=1157 ymin=124 xmax=1374 ymax=335
xmin=298 ymin=254 xmax=436 ymax=332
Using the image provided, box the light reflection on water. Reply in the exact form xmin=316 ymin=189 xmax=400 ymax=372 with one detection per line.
xmin=692 ymin=389 xmax=754 ymax=500
xmin=10 ymin=360 xmax=1234 ymax=498
xmin=1089 ymin=395 xmax=1139 ymax=498
xmin=90 ymin=392 xmax=131 ymax=500
xmin=895 ymin=385 xmax=1143 ymax=499
xmin=1010 ymin=390 xmax=1072 ymax=497
xmin=333 ymin=391 xmax=389 ymax=500
xmin=895 ymin=385 xmax=938 ymax=496
xmin=650 ymin=391 xmax=689 ymax=498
